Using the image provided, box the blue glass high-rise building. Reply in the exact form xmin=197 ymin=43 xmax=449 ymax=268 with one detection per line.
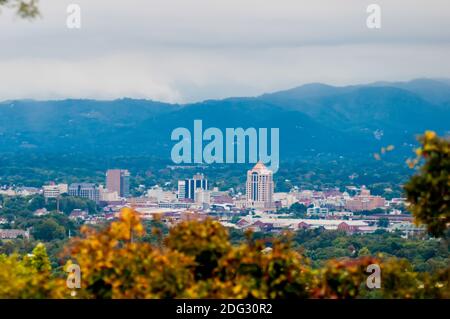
xmin=178 ymin=173 xmax=208 ymax=200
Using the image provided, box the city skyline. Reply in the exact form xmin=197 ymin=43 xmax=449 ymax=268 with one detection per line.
xmin=0 ymin=162 xmax=415 ymax=239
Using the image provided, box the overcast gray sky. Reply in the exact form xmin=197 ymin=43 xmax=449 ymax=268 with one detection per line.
xmin=1 ymin=0 xmax=450 ymax=103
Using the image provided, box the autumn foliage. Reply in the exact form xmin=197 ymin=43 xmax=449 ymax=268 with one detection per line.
xmin=1 ymin=207 xmax=448 ymax=299
xmin=0 ymin=243 xmax=66 ymax=298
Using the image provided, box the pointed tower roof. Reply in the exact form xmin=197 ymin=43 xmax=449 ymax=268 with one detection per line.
xmin=253 ymin=161 xmax=267 ymax=170
xmin=250 ymin=161 xmax=272 ymax=174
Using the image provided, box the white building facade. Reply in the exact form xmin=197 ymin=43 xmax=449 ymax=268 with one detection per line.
xmin=246 ymin=162 xmax=275 ymax=210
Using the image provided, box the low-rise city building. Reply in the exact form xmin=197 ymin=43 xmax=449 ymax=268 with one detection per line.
xmin=42 ymin=183 xmax=68 ymax=199
xmin=0 ymin=229 xmax=30 ymax=239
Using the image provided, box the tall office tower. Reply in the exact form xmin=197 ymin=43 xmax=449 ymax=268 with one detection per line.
xmin=246 ymin=162 xmax=274 ymax=210
xmin=177 ymin=173 xmax=208 ymax=200
xmin=120 ymin=170 xmax=130 ymax=198
xmin=106 ymin=169 xmax=130 ymax=198
xmin=68 ymin=183 xmax=100 ymax=203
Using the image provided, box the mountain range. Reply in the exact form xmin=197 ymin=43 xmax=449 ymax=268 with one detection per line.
xmin=0 ymin=78 xmax=449 ymax=162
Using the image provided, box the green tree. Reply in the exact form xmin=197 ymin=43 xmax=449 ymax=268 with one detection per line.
xmin=404 ymin=131 xmax=450 ymax=237
xmin=377 ymin=218 xmax=389 ymax=228
xmin=27 ymin=195 xmax=46 ymax=212
xmin=55 ymin=195 xmax=98 ymax=215
xmin=289 ymin=203 xmax=307 ymax=218
xmin=32 ymin=219 xmax=66 ymax=241
xmin=165 ymin=218 xmax=231 ymax=280
xmin=25 ymin=243 xmax=51 ymax=272
xmin=0 ymin=0 xmax=39 ymax=19
xmin=358 ymin=246 xmax=370 ymax=257
xmin=0 ymin=244 xmax=67 ymax=298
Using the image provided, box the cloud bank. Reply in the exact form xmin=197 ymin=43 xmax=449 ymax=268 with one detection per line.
xmin=1 ymin=0 xmax=449 ymax=102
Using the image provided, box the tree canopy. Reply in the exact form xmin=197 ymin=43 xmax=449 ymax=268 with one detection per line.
xmin=405 ymin=131 xmax=450 ymax=238
xmin=0 ymin=0 xmax=39 ymax=19
xmin=0 ymin=207 xmax=448 ymax=299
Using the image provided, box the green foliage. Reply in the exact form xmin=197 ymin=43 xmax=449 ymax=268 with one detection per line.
xmin=358 ymin=247 xmax=371 ymax=257
xmin=68 ymin=208 xmax=194 ymax=299
xmin=165 ymin=219 xmax=231 ymax=280
xmin=292 ymin=229 xmax=449 ymax=272
xmin=287 ymin=202 xmax=307 ymax=218
xmin=0 ymin=194 xmax=91 ymax=242
xmin=0 ymin=194 xmax=98 ymax=217
xmin=0 ymin=0 xmax=39 ymax=19
xmin=65 ymin=209 xmax=448 ymax=299
xmin=0 ymin=242 xmax=66 ymax=298
xmin=0 ymin=209 xmax=448 ymax=299
xmin=32 ymin=219 xmax=66 ymax=241
xmin=313 ymin=257 xmax=449 ymax=299
xmin=26 ymin=242 xmax=51 ymax=272
xmin=51 ymin=195 xmax=98 ymax=215
xmin=377 ymin=217 xmax=389 ymax=228
xmin=404 ymin=131 xmax=450 ymax=237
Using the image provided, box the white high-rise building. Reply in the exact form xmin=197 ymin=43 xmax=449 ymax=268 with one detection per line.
xmin=246 ymin=162 xmax=274 ymax=210
xmin=177 ymin=180 xmax=186 ymax=199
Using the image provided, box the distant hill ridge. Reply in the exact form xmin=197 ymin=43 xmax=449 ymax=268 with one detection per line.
xmin=0 ymin=78 xmax=449 ymax=160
